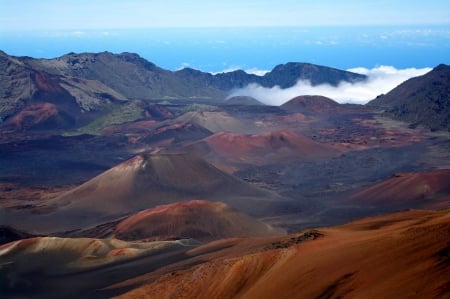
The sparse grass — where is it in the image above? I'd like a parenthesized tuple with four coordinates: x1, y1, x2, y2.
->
(71, 102, 144, 135)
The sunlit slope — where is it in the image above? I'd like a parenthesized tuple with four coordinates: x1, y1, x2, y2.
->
(118, 210, 450, 299)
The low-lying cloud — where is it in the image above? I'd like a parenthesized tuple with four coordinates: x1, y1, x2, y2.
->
(228, 66, 432, 105)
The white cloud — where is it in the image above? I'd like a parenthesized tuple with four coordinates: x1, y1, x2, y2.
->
(227, 66, 432, 105)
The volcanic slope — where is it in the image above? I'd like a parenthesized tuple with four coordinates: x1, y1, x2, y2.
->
(20, 51, 223, 100)
(186, 129, 338, 166)
(348, 169, 450, 210)
(0, 50, 129, 130)
(224, 96, 264, 106)
(281, 95, 368, 116)
(0, 236, 199, 299)
(368, 64, 450, 131)
(5, 154, 282, 234)
(172, 111, 256, 134)
(281, 95, 340, 114)
(137, 122, 213, 147)
(116, 209, 450, 299)
(77, 200, 286, 242)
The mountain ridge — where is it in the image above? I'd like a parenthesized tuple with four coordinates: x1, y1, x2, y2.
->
(1, 50, 367, 130)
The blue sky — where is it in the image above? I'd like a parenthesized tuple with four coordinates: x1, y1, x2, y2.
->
(1, 0, 450, 30)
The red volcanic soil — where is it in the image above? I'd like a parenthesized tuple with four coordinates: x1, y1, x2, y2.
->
(348, 169, 450, 209)
(3, 102, 69, 131)
(195, 129, 338, 165)
(114, 200, 285, 242)
(33, 71, 65, 93)
(117, 210, 450, 299)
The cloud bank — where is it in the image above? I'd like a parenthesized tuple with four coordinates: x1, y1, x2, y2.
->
(227, 66, 432, 105)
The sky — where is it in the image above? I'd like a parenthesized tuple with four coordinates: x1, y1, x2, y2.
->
(1, 0, 450, 30)
(1, 0, 449, 104)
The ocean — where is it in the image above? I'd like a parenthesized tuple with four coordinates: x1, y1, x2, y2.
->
(1, 26, 449, 73)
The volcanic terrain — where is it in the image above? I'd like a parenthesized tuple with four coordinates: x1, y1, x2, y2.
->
(114, 210, 450, 299)
(1, 51, 449, 298)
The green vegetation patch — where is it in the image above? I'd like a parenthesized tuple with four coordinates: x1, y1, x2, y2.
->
(76, 102, 144, 135)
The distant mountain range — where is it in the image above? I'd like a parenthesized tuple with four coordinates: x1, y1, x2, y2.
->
(2, 50, 449, 132)
(0, 50, 366, 126)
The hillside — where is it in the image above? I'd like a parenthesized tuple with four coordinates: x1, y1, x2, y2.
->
(224, 96, 264, 106)
(186, 130, 338, 166)
(116, 210, 450, 299)
(23, 52, 223, 100)
(281, 95, 340, 114)
(348, 169, 450, 209)
(0, 51, 129, 130)
(0, 236, 198, 298)
(4, 153, 282, 234)
(368, 64, 450, 131)
(281, 95, 368, 115)
(112, 200, 286, 242)
(66, 200, 285, 241)
(2, 210, 448, 298)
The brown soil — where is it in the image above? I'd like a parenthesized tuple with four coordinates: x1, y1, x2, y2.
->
(117, 210, 450, 299)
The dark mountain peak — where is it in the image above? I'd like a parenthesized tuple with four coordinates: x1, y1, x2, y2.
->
(262, 62, 366, 88)
(434, 63, 450, 71)
(271, 62, 313, 72)
(368, 63, 450, 131)
(0, 50, 24, 66)
(0, 49, 9, 57)
(219, 69, 249, 76)
(56, 52, 97, 66)
(176, 67, 211, 76)
(115, 52, 158, 70)
(213, 69, 259, 88)
(118, 51, 141, 58)
(55, 51, 158, 71)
